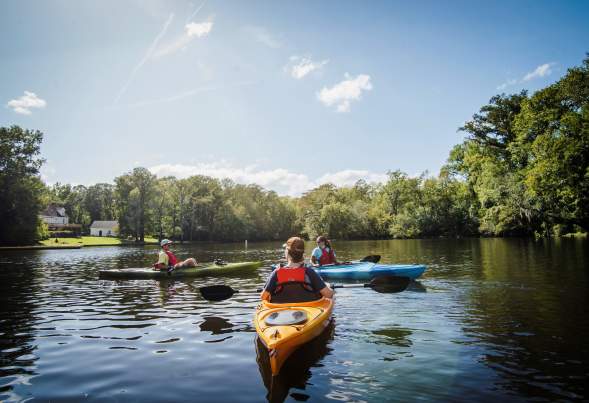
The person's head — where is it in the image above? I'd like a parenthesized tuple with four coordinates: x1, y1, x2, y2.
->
(283, 237, 305, 263)
(161, 239, 173, 251)
(316, 236, 330, 249)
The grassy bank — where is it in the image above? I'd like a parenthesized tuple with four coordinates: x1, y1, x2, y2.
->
(40, 236, 159, 247)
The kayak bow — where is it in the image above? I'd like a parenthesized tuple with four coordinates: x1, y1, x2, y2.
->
(254, 297, 334, 376)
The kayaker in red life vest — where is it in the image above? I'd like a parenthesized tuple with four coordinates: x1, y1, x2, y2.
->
(153, 239, 197, 271)
(261, 237, 334, 302)
(310, 236, 340, 266)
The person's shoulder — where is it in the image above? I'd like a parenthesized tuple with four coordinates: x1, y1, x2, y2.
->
(305, 265, 318, 274)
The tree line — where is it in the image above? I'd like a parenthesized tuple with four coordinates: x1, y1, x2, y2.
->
(1, 55, 587, 246)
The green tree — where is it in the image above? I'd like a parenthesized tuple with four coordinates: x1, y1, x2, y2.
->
(0, 126, 46, 245)
(115, 167, 156, 241)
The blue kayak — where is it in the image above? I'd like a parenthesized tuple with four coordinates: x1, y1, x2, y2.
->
(314, 262, 426, 280)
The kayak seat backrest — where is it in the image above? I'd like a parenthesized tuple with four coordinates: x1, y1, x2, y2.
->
(271, 282, 322, 303)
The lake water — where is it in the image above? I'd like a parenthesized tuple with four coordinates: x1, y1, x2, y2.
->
(0, 238, 587, 402)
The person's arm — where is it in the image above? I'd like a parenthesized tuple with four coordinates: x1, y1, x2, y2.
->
(307, 268, 334, 298)
(261, 290, 271, 301)
(319, 286, 334, 299)
(260, 270, 278, 301)
(310, 248, 321, 266)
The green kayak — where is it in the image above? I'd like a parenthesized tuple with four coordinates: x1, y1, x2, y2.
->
(99, 261, 262, 279)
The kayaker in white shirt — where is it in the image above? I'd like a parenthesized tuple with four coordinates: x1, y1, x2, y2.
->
(310, 236, 340, 266)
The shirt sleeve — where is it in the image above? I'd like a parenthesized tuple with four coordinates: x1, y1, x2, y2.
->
(306, 267, 327, 291)
(158, 251, 169, 265)
(312, 247, 322, 260)
(263, 269, 279, 294)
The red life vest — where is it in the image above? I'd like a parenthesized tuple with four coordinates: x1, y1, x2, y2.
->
(319, 247, 336, 266)
(165, 250, 178, 266)
(275, 266, 313, 293)
(276, 266, 307, 284)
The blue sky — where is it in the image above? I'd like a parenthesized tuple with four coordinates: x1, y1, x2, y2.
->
(2, 0, 588, 195)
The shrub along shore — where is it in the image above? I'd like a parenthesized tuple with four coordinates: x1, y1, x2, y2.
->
(1, 55, 588, 247)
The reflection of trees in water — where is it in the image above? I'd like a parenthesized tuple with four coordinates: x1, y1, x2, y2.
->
(256, 321, 335, 403)
(460, 239, 588, 400)
(0, 258, 40, 400)
(372, 327, 413, 348)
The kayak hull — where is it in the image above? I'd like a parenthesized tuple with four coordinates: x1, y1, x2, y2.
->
(371, 264, 426, 280)
(254, 297, 334, 376)
(98, 261, 262, 279)
(314, 262, 426, 280)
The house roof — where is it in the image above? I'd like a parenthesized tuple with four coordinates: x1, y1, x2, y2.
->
(40, 204, 67, 217)
(90, 220, 118, 229)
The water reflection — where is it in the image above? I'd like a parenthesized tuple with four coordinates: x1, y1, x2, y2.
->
(372, 327, 413, 348)
(256, 321, 335, 403)
(458, 238, 589, 400)
(0, 259, 39, 401)
(0, 238, 588, 401)
(406, 280, 427, 292)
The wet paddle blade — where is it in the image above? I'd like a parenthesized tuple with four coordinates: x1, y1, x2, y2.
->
(199, 285, 238, 301)
(369, 275, 410, 293)
(360, 255, 381, 263)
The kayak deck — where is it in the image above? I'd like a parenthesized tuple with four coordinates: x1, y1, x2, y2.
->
(99, 261, 262, 279)
(254, 297, 333, 376)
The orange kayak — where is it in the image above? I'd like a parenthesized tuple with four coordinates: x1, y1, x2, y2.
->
(254, 297, 334, 376)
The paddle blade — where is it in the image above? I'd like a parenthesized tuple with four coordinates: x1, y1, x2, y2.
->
(368, 275, 410, 293)
(360, 255, 381, 263)
(199, 285, 238, 301)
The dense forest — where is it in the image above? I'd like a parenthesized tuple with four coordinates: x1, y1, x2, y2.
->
(1, 55, 587, 246)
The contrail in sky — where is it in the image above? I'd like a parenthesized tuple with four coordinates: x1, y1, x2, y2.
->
(185, 0, 207, 24)
(120, 81, 257, 109)
(113, 13, 174, 105)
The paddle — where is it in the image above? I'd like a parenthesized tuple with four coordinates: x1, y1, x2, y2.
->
(333, 275, 410, 293)
(358, 255, 381, 263)
(199, 275, 409, 302)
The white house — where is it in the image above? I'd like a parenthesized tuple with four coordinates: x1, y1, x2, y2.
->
(90, 221, 119, 237)
(40, 204, 69, 226)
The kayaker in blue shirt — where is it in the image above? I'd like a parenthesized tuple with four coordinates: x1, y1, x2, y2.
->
(261, 237, 334, 302)
(311, 236, 340, 266)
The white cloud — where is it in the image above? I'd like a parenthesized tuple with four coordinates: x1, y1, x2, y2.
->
(496, 62, 555, 90)
(317, 74, 372, 112)
(287, 56, 328, 79)
(153, 20, 213, 58)
(114, 13, 174, 104)
(7, 91, 47, 115)
(523, 63, 554, 81)
(245, 26, 282, 48)
(148, 162, 386, 196)
(496, 79, 517, 91)
(186, 21, 213, 37)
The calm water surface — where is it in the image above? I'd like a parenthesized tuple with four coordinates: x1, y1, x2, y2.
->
(0, 238, 587, 402)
